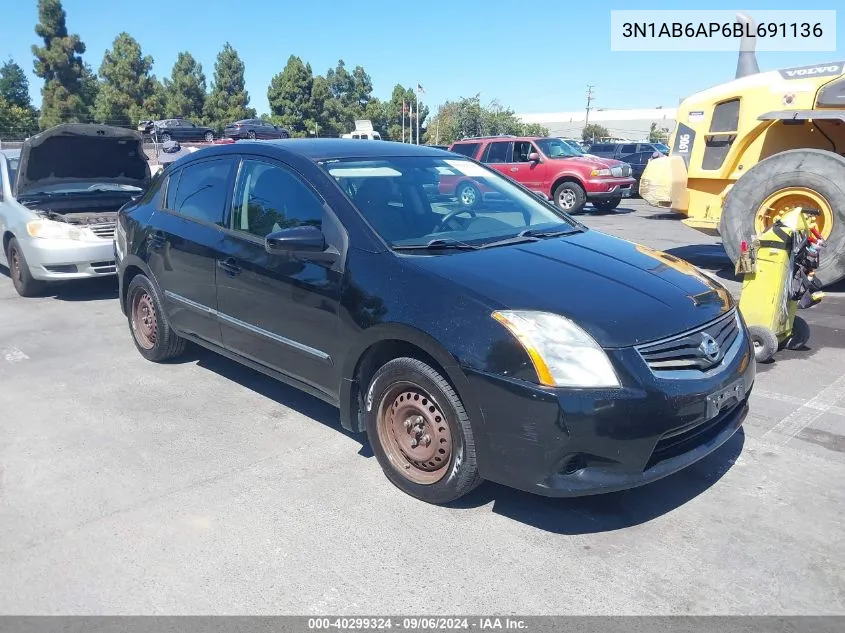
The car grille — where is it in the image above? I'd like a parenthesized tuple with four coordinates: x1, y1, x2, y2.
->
(610, 165, 631, 177)
(636, 309, 740, 372)
(88, 222, 116, 240)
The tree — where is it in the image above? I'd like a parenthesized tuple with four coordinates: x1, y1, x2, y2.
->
(94, 32, 162, 126)
(31, 0, 91, 127)
(421, 95, 542, 145)
(0, 59, 39, 139)
(383, 84, 429, 142)
(267, 55, 314, 136)
(648, 121, 670, 143)
(582, 123, 609, 143)
(309, 74, 345, 137)
(204, 43, 255, 132)
(164, 52, 206, 120)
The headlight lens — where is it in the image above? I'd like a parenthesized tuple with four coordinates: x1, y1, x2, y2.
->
(26, 219, 86, 241)
(590, 168, 612, 177)
(492, 310, 621, 388)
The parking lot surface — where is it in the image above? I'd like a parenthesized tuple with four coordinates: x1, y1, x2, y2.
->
(1, 199, 844, 615)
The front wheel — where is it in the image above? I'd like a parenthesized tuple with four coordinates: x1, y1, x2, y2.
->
(553, 181, 586, 214)
(592, 198, 621, 213)
(364, 357, 482, 504)
(126, 274, 186, 362)
(247, 130, 256, 140)
(159, 132, 172, 143)
(5, 237, 44, 297)
(204, 131, 214, 142)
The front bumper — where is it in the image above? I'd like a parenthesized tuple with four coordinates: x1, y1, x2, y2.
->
(21, 237, 116, 281)
(585, 177, 635, 199)
(467, 320, 755, 497)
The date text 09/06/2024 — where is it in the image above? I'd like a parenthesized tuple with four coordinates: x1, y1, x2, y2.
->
(621, 22, 824, 39)
(307, 617, 528, 630)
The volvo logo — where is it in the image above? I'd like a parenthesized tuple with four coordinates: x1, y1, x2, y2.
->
(699, 333, 721, 363)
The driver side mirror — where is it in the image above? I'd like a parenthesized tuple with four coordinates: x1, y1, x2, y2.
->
(527, 152, 541, 162)
(265, 225, 326, 254)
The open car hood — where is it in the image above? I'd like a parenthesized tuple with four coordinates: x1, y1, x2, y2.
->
(15, 123, 151, 197)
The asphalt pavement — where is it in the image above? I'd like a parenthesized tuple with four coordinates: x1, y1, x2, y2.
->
(1, 199, 843, 615)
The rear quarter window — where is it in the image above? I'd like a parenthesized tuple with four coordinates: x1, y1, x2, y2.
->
(449, 143, 481, 158)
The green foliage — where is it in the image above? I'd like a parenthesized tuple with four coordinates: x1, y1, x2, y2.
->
(94, 32, 162, 126)
(582, 123, 609, 143)
(423, 95, 543, 145)
(164, 52, 206, 120)
(384, 84, 428, 142)
(0, 59, 32, 109)
(31, 0, 91, 127)
(203, 43, 255, 133)
(0, 97, 39, 140)
(267, 55, 315, 136)
(648, 121, 670, 143)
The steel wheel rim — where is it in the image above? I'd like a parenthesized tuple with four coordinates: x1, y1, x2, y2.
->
(248, 131, 256, 139)
(9, 247, 22, 283)
(558, 189, 576, 209)
(131, 290, 158, 350)
(205, 132, 213, 142)
(756, 187, 834, 240)
(376, 382, 453, 485)
(459, 185, 476, 206)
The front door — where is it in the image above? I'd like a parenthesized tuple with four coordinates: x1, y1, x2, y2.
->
(146, 155, 236, 345)
(215, 157, 344, 396)
(507, 140, 547, 193)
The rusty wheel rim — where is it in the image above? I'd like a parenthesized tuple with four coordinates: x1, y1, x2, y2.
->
(131, 290, 157, 350)
(376, 382, 453, 485)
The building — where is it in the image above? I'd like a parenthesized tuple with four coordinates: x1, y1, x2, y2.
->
(517, 107, 677, 141)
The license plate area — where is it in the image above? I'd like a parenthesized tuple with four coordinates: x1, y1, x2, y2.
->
(706, 378, 745, 420)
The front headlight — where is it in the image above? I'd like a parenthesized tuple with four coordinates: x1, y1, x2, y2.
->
(590, 168, 612, 177)
(26, 218, 86, 241)
(492, 310, 620, 388)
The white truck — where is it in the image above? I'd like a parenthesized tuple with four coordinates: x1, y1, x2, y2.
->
(341, 120, 381, 140)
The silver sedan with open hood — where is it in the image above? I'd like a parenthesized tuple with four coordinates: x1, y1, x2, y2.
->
(0, 123, 151, 296)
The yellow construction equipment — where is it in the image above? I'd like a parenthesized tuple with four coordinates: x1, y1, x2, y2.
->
(738, 207, 825, 362)
(640, 12, 845, 286)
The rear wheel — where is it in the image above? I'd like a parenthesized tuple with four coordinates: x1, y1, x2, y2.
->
(553, 181, 586, 214)
(160, 131, 172, 143)
(247, 130, 256, 140)
(126, 274, 186, 362)
(204, 131, 214, 142)
(5, 238, 44, 297)
(364, 357, 482, 504)
(592, 198, 621, 213)
(456, 181, 480, 209)
(721, 149, 845, 286)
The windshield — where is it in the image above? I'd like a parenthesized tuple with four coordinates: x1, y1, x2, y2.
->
(535, 138, 582, 158)
(654, 143, 669, 153)
(560, 140, 585, 155)
(321, 156, 582, 249)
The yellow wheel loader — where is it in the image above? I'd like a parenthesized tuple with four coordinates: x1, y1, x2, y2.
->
(640, 13, 845, 286)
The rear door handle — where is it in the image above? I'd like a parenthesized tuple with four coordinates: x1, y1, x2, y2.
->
(217, 258, 242, 276)
(509, 167, 519, 172)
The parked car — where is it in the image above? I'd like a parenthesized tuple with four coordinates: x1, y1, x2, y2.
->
(624, 150, 663, 197)
(586, 142, 669, 161)
(448, 136, 635, 213)
(115, 138, 753, 504)
(152, 118, 215, 143)
(223, 119, 291, 140)
(0, 123, 151, 296)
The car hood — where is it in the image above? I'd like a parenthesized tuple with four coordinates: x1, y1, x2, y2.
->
(566, 154, 627, 168)
(407, 230, 733, 348)
(16, 123, 151, 196)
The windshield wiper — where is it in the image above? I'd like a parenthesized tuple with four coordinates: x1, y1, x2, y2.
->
(392, 238, 480, 251)
(517, 226, 584, 238)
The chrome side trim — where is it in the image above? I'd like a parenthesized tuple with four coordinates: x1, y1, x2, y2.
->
(162, 290, 331, 362)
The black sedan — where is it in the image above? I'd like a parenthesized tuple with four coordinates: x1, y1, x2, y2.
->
(114, 139, 754, 504)
(223, 119, 290, 140)
(152, 118, 215, 143)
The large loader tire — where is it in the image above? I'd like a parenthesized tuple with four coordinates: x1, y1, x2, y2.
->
(720, 149, 845, 287)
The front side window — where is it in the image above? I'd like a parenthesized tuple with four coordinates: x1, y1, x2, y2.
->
(321, 156, 582, 249)
(230, 160, 323, 238)
(171, 158, 234, 225)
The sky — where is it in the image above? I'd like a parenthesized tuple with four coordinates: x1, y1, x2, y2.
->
(2, 0, 843, 118)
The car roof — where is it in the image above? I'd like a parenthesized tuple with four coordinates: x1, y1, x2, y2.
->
(452, 136, 550, 144)
(172, 138, 454, 164)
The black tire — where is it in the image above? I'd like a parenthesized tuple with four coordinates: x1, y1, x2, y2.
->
(160, 132, 172, 143)
(363, 357, 482, 504)
(5, 237, 44, 297)
(748, 325, 779, 363)
(125, 274, 186, 362)
(247, 130, 256, 140)
(456, 181, 480, 209)
(784, 315, 811, 350)
(553, 181, 587, 214)
(592, 198, 621, 213)
(204, 131, 214, 143)
(720, 149, 845, 286)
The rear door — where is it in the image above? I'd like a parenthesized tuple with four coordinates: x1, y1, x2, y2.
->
(618, 143, 638, 160)
(146, 156, 236, 345)
(479, 141, 513, 177)
(215, 156, 344, 395)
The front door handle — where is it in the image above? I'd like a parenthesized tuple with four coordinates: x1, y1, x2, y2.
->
(509, 167, 519, 172)
(148, 231, 165, 250)
(217, 258, 242, 276)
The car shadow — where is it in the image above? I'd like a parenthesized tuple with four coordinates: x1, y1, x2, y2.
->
(0, 266, 119, 301)
(643, 211, 683, 221)
(448, 429, 745, 534)
(175, 344, 374, 457)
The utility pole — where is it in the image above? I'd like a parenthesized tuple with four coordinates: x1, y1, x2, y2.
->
(585, 85, 594, 127)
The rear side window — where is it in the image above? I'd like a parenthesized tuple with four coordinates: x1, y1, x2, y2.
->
(171, 158, 235, 225)
(620, 144, 637, 155)
(482, 141, 510, 163)
(449, 142, 480, 158)
(590, 144, 611, 152)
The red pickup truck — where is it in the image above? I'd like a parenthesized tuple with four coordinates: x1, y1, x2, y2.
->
(447, 136, 635, 214)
